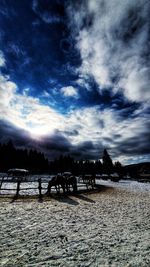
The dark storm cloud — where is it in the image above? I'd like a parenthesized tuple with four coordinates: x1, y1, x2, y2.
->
(0, 120, 32, 148)
(114, 128, 150, 156)
(38, 133, 102, 160)
(76, 141, 95, 152)
(71, 141, 103, 160)
(40, 132, 72, 153)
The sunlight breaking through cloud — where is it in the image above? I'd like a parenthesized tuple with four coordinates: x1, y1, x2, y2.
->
(0, 75, 65, 137)
(0, 72, 149, 163)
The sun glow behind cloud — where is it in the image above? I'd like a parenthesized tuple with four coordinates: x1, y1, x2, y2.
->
(0, 74, 65, 138)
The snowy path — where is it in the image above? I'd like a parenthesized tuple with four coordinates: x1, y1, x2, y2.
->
(0, 180, 150, 267)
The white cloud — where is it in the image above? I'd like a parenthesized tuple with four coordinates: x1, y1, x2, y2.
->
(68, 0, 150, 103)
(60, 86, 78, 98)
(0, 75, 17, 106)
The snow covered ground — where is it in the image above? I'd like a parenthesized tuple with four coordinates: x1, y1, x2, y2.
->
(0, 179, 150, 267)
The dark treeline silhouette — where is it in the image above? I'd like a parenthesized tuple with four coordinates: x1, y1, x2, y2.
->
(0, 140, 126, 179)
(49, 156, 104, 176)
(0, 141, 49, 172)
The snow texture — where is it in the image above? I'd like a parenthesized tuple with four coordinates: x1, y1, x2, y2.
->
(0, 178, 150, 267)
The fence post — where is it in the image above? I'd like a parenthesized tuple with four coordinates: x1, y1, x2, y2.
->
(0, 175, 5, 191)
(38, 178, 42, 199)
(47, 181, 51, 195)
(16, 180, 21, 198)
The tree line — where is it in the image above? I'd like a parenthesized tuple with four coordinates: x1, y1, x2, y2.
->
(0, 141, 49, 172)
(0, 141, 125, 178)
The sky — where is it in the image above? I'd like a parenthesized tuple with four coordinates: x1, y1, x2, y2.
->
(0, 0, 150, 164)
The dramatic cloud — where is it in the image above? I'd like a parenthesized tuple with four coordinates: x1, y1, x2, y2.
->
(0, 74, 149, 163)
(0, 0, 149, 164)
(66, 105, 150, 161)
(68, 0, 150, 103)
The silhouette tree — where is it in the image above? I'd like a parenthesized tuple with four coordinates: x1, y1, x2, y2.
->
(102, 149, 113, 175)
(114, 161, 124, 179)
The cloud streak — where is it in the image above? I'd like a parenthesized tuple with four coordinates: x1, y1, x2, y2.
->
(68, 0, 150, 103)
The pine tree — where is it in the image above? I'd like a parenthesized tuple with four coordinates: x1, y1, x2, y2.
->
(102, 149, 113, 175)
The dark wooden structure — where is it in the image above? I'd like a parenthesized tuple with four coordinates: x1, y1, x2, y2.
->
(0, 169, 44, 199)
(0, 170, 96, 199)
